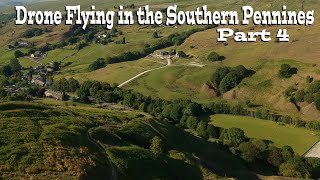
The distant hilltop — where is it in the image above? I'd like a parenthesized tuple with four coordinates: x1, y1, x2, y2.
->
(0, 0, 54, 7)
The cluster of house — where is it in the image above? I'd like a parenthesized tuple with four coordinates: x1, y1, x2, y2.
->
(98, 34, 108, 38)
(44, 89, 64, 101)
(29, 63, 65, 100)
(30, 51, 47, 60)
(154, 51, 178, 60)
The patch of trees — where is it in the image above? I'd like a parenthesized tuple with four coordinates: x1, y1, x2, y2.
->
(52, 78, 80, 93)
(209, 66, 253, 94)
(88, 58, 107, 71)
(177, 51, 187, 58)
(21, 28, 43, 38)
(279, 64, 298, 78)
(285, 79, 320, 113)
(207, 51, 224, 62)
(1, 58, 22, 77)
(219, 127, 312, 178)
(14, 50, 25, 58)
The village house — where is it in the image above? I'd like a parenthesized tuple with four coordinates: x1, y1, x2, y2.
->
(160, 51, 169, 56)
(31, 78, 45, 87)
(44, 90, 64, 100)
(31, 51, 46, 59)
(18, 41, 29, 46)
(98, 34, 107, 38)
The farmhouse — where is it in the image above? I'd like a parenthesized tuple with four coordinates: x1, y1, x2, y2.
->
(18, 40, 29, 46)
(31, 51, 45, 59)
(160, 51, 169, 56)
(31, 78, 45, 87)
(98, 34, 107, 38)
(44, 90, 64, 100)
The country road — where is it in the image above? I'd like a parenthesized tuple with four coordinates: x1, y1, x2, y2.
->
(304, 140, 320, 158)
(117, 59, 171, 88)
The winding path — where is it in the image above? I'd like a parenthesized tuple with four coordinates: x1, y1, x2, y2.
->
(117, 59, 171, 88)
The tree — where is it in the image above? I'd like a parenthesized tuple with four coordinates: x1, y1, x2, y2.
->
(177, 51, 187, 58)
(88, 58, 106, 71)
(238, 139, 267, 162)
(281, 145, 294, 161)
(207, 52, 223, 62)
(179, 115, 188, 128)
(220, 128, 247, 147)
(279, 156, 310, 178)
(219, 71, 239, 93)
(9, 58, 22, 73)
(210, 67, 230, 87)
(1, 65, 12, 77)
(279, 64, 292, 78)
(150, 136, 164, 158)
(121, 37, 126, 44)
(186, 116, 199, 129)
(162, 104, 182, 122)
(206, 124, 220, 138)
(255, 108, 269, 120)
(267, 146, 284, 167)
(196, 121, 208, 138)
(315, 98, 320, 111)
(53, 61, 60, 71)
(153, 32, 159, 39)
(14, 50, 24, 58)
(68, 78, 80, 92)
(295, 90, 305, 102)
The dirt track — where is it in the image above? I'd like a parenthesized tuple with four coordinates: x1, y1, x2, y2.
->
(117, 59, 170, 88)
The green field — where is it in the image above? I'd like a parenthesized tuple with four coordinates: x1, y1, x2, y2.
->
(210, 114, 320, 155)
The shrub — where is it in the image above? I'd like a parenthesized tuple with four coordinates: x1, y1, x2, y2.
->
(177, 51, 188, 58)
(295, 90, 305, 102)
(14, 50, 24, 58)
(152, 32, 159, 38)
(21, 28, 43, 38)
(279, 64, 296, 78)
(220, 128, 247, 147)
(207, 52, 223, 62)
(88, 58, 106, 71)
(304, 93, 314, 103)
(150, 136, 164, 158)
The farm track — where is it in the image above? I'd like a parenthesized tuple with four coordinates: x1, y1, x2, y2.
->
(304, 141, 320, 158)
(117, 59, 171, 88)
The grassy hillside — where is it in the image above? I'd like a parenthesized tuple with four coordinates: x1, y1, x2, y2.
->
(210, 114, 320, 155)
(0, 101, 259, 179)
